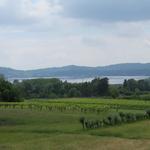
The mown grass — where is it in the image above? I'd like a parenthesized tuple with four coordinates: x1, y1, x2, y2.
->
(0, 98, 150, 150)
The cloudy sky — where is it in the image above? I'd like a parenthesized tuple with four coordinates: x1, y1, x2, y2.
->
(0, 0, 150, 70)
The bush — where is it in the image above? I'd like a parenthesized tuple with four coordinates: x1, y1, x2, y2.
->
(80, 111, 150, 130)
(114, 114, 122, 124)
(145, 109, 150, 118)
(135, 113, 146, 120)
(125, 113, 136, 122)
(103, 118, 110, 126)
(79, 117, 85, 129)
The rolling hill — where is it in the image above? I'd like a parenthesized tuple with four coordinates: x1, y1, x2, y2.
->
(1, 63, 150, 79)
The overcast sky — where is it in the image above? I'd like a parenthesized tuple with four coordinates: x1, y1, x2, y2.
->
(0, 0, 150, 70)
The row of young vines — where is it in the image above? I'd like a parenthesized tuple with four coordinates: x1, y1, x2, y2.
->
(79, 110, 150, 129)
(0, 103, 111, 114)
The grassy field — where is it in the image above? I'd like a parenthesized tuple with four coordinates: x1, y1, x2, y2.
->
(0, 98, 150, 150)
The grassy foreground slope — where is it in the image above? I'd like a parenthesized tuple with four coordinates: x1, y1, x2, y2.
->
(0, 98, 150, 150)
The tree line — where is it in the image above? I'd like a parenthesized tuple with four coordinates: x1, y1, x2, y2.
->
(1, 75, 150, 102)
(118, 78, 150, 99)
(14, 77, 109, 99)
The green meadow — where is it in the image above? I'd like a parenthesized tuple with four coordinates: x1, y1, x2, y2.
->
(0, 98, 150, 150)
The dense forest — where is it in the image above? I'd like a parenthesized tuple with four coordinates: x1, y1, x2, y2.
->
(14, 78, 109, 99)
(1, 75, 150, 102)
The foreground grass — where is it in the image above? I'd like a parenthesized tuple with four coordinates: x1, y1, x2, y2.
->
(0, 107, 150, 150)
(1, 134, 150, 150)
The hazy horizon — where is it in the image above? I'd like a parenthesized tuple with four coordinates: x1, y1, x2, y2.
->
(1, 62, 150, 70)
(0, 0, 150, 70)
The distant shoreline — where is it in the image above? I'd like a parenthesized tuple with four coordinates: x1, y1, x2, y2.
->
(8, 76, 150, 85)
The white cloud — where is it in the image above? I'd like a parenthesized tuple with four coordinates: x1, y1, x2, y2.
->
(0, 0, 62, 26)
(0, 0, 150, 69)
(24, 0, 62, 18)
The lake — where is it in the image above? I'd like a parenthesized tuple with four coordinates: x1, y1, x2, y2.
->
(8, 76, 150, 84)
(61, 76, 150, 84)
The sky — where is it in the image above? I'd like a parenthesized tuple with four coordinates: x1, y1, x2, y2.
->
(0, 0, 150, 70)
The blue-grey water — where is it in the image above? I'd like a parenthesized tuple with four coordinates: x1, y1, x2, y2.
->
(8, 76, 150, 84)
(61, 76, 150, 84)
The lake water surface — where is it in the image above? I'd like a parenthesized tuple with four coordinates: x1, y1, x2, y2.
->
(9, 76, 150, 84)
(67, 76, 150, 84)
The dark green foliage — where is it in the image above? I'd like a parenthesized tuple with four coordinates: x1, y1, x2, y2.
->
(68, 88, 81, 97)
(125, 113, 136, 122)
(14, 78, 109, 99)
(79, 82, 92, 97)
(123, 79, 138, 92)
(123, 78, 150, 94)
(79, 117, 85, 129)
(109, 86, 119, 99)
(0, 77, 20, 102)
(145, 109, 150, 118)
(5, 75, 150, 100)
(113, 114, 122, 124)
(84, 120, 103, 129)
(91, 78, 109, 96)
(81, 111, 149, 130)
(119, 78, 150, 100)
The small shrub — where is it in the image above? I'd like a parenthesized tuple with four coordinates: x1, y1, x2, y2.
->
(114, 114, 122, 124)
(79, 117, 85, 129)
(145, 109, 150, 118)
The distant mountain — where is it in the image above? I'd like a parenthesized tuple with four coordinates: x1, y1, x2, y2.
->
(1, 63, 150, 79)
